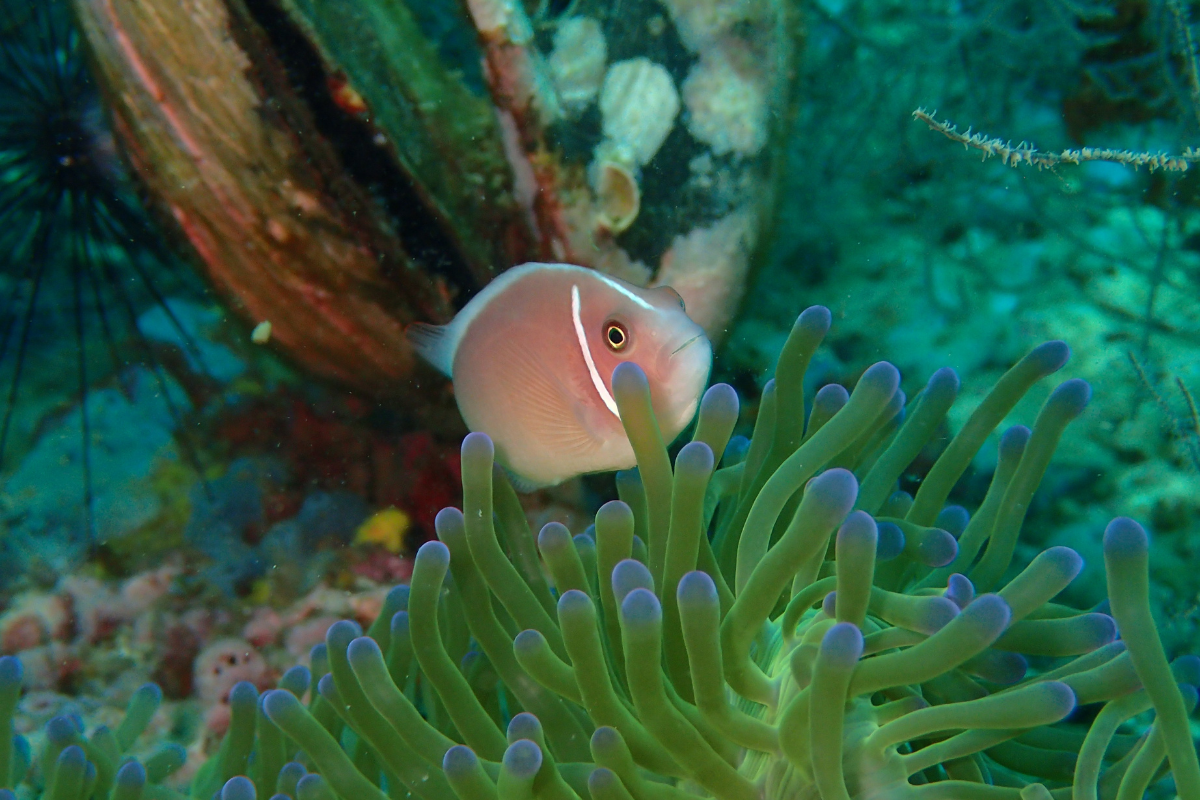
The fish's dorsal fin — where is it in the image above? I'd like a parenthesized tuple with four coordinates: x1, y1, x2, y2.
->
(405, 322, 454, 377)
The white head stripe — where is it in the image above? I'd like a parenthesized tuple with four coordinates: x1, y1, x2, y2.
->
(593, 272, 654, 310)
(571, 285, 621, 419)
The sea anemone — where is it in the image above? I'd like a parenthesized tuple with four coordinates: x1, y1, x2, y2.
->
(2, 305, 1197, 800)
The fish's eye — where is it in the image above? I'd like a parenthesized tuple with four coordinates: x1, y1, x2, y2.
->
(604, 321, 629, 352)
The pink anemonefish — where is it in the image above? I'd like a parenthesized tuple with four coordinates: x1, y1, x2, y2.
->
(407, 262, 712, 489)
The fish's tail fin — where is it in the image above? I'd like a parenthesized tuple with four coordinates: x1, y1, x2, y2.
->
(405, 322, 455, 377)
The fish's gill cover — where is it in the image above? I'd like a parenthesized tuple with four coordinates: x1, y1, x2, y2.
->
(1, 306, 1198, 800)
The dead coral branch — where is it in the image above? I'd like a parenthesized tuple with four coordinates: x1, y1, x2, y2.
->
(913, 108, 1200, 171)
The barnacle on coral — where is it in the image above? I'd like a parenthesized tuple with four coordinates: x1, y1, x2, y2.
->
(2, 306, 1199, 800)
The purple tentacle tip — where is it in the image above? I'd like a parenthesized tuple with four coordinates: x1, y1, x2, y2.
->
(611, 559, 654, 602)
(945, 574, 975, 609)
(507, 712, 542, 742)
(461, 430, 494, 460)
(677, 571, 718, 607)
(876, 522, 905, 561)
(45, 715, 79, 745)
(724, 435, 750, 462)
(503, 739, 543, 779)
(999, 425, 1032, 459)
(0, 655, 22, 685)
(935, 505, 970, 538)
(295, 775, 327, 796)
(221, 776, 256, 800)
(675, 441, 715, 475)
(317, 673, 336, 702)
(809, 468, 859, 515)
(1180, 684, 1200, 712)
(962, 593, 1012, 635)
(434, 506, 464, 536)
(1047, 378, 1091, 417)
(974, 651, 1027, 684)
(229, 680, 258, 707)
(57, 744, 85, 769)
(620, 588, 662, 626)
(1080, 613, 1118, 647)
(859, 361, 902, 398)
(590, 767, 622, 793)
(115, 761, 146, 788)
(822, 591, 837, 617)
(385, 583, 410, 610)
(701, 383, 739, 416)
(917, 596, 961, 634)
(443, 745, 478, 776)
(538, 521, 571, 551)
(820, 622, 864, 666)
(917, 528, 958, 567)
(597, 499, 633, 525)
(1104, 517, 1148, 557)
(262, 688, 300, 722)
(1029, 340, 1071, 374)
(838, 510, 877, 546)
(1173, 655, 1200, 685)
(326, 619, 361, 650)
(612, 361, 649, 392)
(814, 383, 850, 410)
(927, 366, 960, 397)
(416, 539, 451, 568)
(347, 636, 382, 665)
(1042, 546, 1084, 583)
(514, 629, 546, 656)
(799, 305, 832, 334)
(1041, 680, 1077, 718)
(557, 589, 592, 618)
(591, 726, 620, 750)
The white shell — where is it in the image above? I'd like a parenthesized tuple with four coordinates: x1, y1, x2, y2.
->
(549, 17, 607, 117)
(659, 0, 764, 51)
(591, 159, 641, 233)
(683, 44, 768, 157)
(599, 58, 679, 166)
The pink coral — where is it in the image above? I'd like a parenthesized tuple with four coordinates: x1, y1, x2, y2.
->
(194, 637, 271, 735)
(242, 607, 284, 648)
(0, 591, 72, 654)
(283, 616, 338, 662)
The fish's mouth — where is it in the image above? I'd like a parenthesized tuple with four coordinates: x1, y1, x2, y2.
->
(671, 333, 705, 356)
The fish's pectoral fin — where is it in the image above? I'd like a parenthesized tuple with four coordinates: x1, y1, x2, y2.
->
(405, 322, 454, 377)
(496, 336, 603, 462)
(502, 467, 544, 494)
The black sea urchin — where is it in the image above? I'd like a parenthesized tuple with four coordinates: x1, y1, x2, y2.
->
(0, 0, 207, 556)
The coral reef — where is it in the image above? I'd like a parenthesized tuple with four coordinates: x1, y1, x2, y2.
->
(0, 306, 1192, 800)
